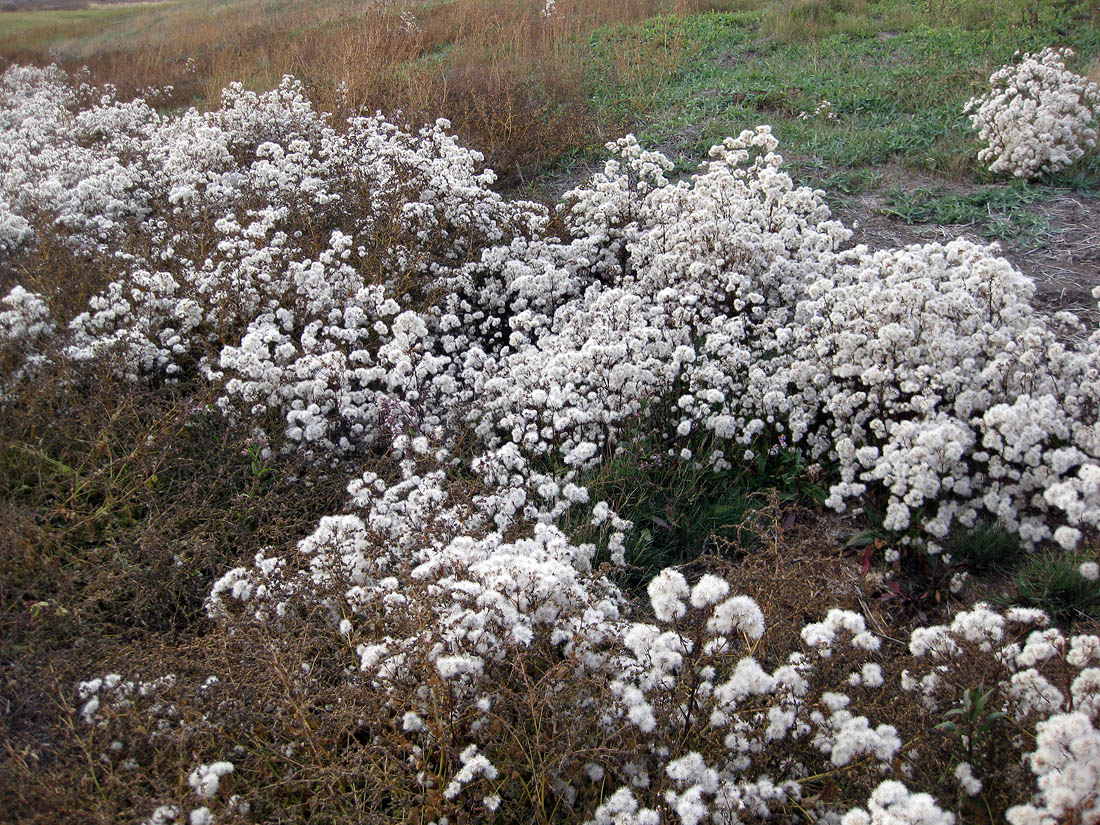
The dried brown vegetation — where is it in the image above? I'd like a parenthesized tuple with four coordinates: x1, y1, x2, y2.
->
(0, 0, 726, 180)
(3, 5, 1100, 823)
(6, 488, 1088, 824)
(0, 341, 349, 822)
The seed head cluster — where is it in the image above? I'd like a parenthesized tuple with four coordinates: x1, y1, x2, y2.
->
(2, 63, 1100, 824)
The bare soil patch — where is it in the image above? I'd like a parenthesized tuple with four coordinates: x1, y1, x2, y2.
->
(830, 167, 1100, 325)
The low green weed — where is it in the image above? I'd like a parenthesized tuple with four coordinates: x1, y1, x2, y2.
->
(1009, 551, 1100, 626)
(950, 520, 1023, 572)
(880, 184, 1056, 247)
(814, 167, 881, 194)
(801, 166, 881, 206)
(934, 683, 1007, 765)
(568, 426, 831, 589)
(1047, 153, 1100, 194)
(880, 183, 1045, 224)
(981, 211, 1054, 248)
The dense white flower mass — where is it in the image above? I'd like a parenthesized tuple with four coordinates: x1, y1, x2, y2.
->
(1007, 712, 1100, 825)
(965, 47, 1100, 179)
(0, 285, 55, 395)
(841, 781, 955, 825)
(5, 63, 1100, 549)
(5, 63, 1100, 825)
(188, 761, 234, 800)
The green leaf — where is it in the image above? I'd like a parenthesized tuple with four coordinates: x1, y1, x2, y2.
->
(846, 530, 880, 548)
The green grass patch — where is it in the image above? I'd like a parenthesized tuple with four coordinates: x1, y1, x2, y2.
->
(587, 1, 1100, 181)
(1009, 551, 1100, 626)
(567, 425, 831, 590)
(880, 182, 1058, 247)
(761, 0, 872, 42)
(797, 165, 881, 207)
(0, 4, 157, 46)
(950, 520, 1023, 572)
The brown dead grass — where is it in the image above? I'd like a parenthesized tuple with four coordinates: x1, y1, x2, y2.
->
(0, 353, 350, 824)
(1, 0, 730, 180)
(1086, 54, 1100, 84)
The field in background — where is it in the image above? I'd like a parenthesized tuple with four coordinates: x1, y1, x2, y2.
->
(0, 0, 729, 181)
(0, 5, 151, 42)
(2, 0, 1098, 183)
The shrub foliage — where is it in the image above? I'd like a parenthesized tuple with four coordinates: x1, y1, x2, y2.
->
(2, 64, 1100, 824)
(965, 47, 1100, 180)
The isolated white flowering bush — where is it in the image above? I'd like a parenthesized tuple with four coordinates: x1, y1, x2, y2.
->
(965, 47, 1100, 179)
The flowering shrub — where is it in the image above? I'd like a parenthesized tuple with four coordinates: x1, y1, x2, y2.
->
(75, 467, 1100, 823)
(5, 63, 1100, 545)
(965, 47, 1100, 180)
(0, 285, 55, 395)
(81, 465, 914, 823)
(898, 603, 1100, 824)
(5, 62, 1100, 823)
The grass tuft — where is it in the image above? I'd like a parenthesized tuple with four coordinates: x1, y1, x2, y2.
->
(761, 0, 869, 42)
(951, 520, 1023, 572)
(567, 425, 829, 590)
(1010, 551, 1100, 626)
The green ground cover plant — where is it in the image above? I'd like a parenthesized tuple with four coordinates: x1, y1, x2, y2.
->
(568, 429, 828, 589)
(879, 184, 1058, 247)
(950, 521, 1023, 573)
(1011, 551, 1100, 625)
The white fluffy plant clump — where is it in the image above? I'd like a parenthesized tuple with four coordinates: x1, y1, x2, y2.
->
(588, 574, 909, 825)
(0, 63, 557, 460)
(7, 63, 1100, 548)
(204, 469, 922, 823)
(87, 504, 1100, 825)
(0, 285, 55, 395)
(0, 63, 160, 257)
(620, 127, 851, 450)
(474, 124, 1100, 549)
(472, 127, 853, 469)
(965, 47, 1100, 180)
(790, 238, 1100, 546)
(899, 604, 1100, 825)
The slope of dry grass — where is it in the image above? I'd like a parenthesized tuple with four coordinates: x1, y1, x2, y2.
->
(1, 0, 727, 179)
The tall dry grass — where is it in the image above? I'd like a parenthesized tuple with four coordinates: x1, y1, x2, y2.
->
(1087, 54, 1100, 86)
(1, 0, 730, 180)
